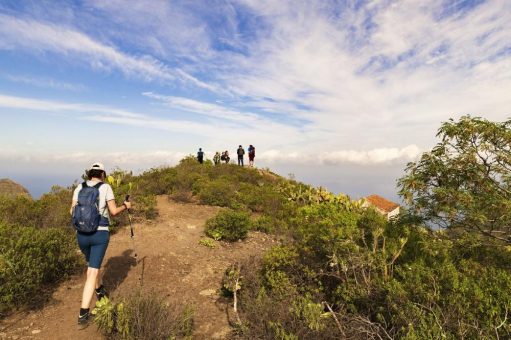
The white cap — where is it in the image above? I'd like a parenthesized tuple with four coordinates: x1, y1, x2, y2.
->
(90, 162, 105, 171)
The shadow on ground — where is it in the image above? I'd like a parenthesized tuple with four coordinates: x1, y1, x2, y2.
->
(102, 249, 137, 291)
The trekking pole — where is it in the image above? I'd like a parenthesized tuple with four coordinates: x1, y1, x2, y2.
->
(125, 195, 138, 259)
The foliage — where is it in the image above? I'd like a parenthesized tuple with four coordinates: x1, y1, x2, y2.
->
(252, 215, 287, 234)
(0, 223, 82, 314)
(398, 115, 511, 243)
(205, 209, 252, 242)
(0, 186, 72, 229)
(198, 238, 216, 248)
(106, 169, 158, 224)
(233, 196, 511, 339)
(194, 178, 236, 207)
(0, 179, 31, 198)
(93, 290, 194, 340)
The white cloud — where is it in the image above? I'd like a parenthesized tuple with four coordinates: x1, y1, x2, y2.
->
(5, 75, 86, 91)
(219, 0, 511, 148)
(260, 144, 421, 165)
(0, 14, 217, 91)
(1, 0, 510, 170)
(0, 93, 303, 146)
(142, 92, 261, 123)
(0, 148, 188, 169)
(0, 144, 420, 167)
(0, 94, 144, 118)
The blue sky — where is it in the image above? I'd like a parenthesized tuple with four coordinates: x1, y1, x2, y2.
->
(1, 0, 510, 199)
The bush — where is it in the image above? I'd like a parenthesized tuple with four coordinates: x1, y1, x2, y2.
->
(0, 194, 38, 227)
(195, 179, 236, 207)
(134, 167, 177, 196)
(36, 186, 74, 228)
(252, 215, 287, 234)
(170, 188, 194, 203)
(0, 223, 82, 314)
(0, 187, 73, 229)
(235, 197, 511, 339)
(205, 209, 251, 242)
(94, 291, 194, 340)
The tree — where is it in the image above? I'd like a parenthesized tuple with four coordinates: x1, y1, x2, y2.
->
(398, 115, 511, 243)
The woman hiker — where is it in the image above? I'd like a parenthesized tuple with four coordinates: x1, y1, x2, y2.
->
(70, 162, 131, 328)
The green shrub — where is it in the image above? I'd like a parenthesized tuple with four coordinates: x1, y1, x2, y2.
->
(36, 186, 73, 228)
(252, 215, 287, 234)
(0, 194, 38, 227)
(0, 224, 82, 313)
(169, 188, 194, 203)
(205, 209, 251, 242)
(237, 183, 286, 214)
(94, 291, 194, 339)
(134, 167, 177, 196)
(195, 179, 236, 207)
(198, 238, 216, 248)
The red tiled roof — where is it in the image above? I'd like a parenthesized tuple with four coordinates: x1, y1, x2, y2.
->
(365, 195, 399, 213)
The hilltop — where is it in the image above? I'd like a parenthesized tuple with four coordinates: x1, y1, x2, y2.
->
(1, 119, 511, 340)
(0, 178, 31, 199)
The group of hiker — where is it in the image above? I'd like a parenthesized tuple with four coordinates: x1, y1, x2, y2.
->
(197, 144, 256, 167)
(70, 148, 257, 329)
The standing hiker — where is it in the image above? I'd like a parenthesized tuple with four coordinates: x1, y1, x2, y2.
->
(197, 148, 204, 164)
(237, 145, 245, 166)
(213, 151, 221, 165)
(70, 162, 131, 328)
(248, 144, 255, 167)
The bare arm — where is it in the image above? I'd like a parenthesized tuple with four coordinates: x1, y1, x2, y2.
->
(107, 199, 131, 216)
(70, 199, 77, 215)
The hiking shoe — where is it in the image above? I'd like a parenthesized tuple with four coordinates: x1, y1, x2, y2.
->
(95, 285, 108, 301)
(77, 311, 90, 329)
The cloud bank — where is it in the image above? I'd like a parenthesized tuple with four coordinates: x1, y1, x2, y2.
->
(0, 144, 420, 168)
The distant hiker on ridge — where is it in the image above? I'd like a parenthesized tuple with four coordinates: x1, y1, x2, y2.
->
(197, 148, 204, 164)
(213, 151, 221, 165)
(237, 145, 245, 166)
(221, 150, 230, 164)
(248, 144, 255, 167)
(70, 162, 132, 329)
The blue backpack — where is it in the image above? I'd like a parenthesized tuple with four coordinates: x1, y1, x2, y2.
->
(72, 182, 103, 233)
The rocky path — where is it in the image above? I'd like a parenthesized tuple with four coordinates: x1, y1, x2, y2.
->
(0, 196, 275, 339)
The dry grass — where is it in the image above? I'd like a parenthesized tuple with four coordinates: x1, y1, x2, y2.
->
(0, 179, 31, 199)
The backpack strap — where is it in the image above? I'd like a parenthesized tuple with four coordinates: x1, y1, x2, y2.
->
(82, 181, 88, 188)
(93, 182, 103, 189)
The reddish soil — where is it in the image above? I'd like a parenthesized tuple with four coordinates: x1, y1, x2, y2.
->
(0, 196, 276, 340)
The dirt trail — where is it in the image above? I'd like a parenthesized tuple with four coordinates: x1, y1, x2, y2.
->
(0, 196, 275, 340)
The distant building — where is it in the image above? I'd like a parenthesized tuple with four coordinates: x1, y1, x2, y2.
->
(362, 194, 400, 220)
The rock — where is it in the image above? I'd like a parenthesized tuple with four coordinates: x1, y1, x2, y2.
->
(199, 288, 217, 296)
(31, 330, 41, 334)
(212, 327, 232, 339)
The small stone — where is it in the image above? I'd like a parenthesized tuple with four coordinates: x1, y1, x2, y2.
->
(199, 288, 217, 296)
(32, 330, 41, 335)
(29, 323, 34, 327)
